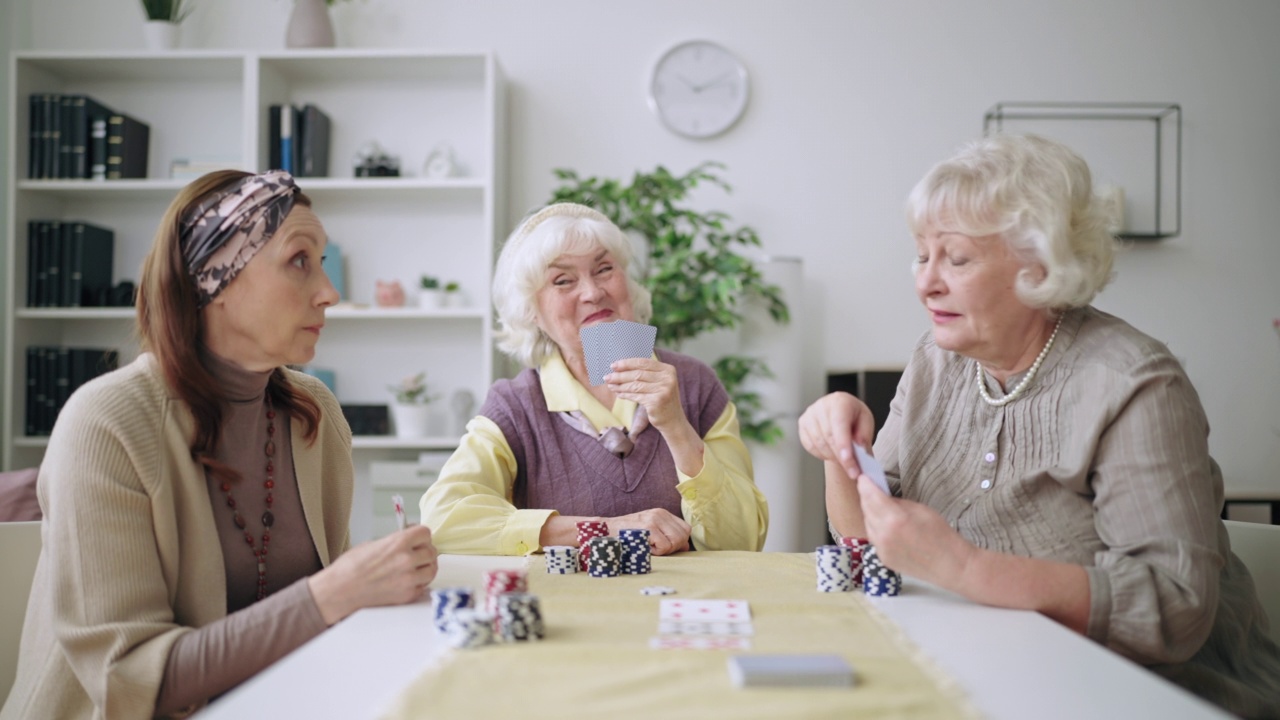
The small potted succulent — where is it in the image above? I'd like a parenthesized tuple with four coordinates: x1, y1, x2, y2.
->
(419, 275, 443, 308)
(443, 280, 465, 308)
(387, 371, 436, 438)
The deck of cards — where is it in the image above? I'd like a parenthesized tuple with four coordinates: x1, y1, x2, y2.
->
(580, 320, 658, 386)
(727, 654, 856, 688)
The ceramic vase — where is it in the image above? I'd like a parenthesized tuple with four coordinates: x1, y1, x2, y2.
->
(285, 0, 336, 49)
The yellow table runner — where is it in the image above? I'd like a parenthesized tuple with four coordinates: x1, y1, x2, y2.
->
(382, 552, 980, 720)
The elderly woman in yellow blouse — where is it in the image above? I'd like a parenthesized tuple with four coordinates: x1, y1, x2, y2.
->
(420, 203, 768, 556)
(799, 134, 1280, 717)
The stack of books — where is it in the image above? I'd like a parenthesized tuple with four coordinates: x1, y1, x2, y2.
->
(25, 347, 118, 436)
(26, 220, 115, 307)
(26, 93, 150, 180)
(268, 103, 332, 177)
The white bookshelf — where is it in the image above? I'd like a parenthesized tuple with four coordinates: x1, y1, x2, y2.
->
(3, 49, 507, 542)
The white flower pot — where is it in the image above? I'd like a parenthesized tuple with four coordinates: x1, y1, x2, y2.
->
(285, 0, 336, 49)
(143, 21, 178, 51)
(390, 403, 431, 439)
(418, 289, 443, 309)
(443, 291, 466, 308)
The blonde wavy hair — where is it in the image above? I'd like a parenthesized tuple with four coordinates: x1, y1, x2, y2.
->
(906, 133, 1118, 310)
(493, 203, 652, 368)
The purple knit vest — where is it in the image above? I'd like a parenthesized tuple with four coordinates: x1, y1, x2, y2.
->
(480, 349, 729, 519)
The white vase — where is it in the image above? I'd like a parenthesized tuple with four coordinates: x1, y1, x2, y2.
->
(390, 403, 431, 439)
(143, 20, 178, 51)
(285, 0, 336, 49)
(443, 291, 466, 308)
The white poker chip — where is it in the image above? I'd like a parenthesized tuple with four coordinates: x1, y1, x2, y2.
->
(640, 586, 677, 596)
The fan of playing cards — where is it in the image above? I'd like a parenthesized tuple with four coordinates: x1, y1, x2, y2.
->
(579, 320, 658, 386)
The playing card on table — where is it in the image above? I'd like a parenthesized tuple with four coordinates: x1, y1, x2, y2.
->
(659, 598, 751, 622)
(852, 443, 891, 495)
(658, 620, 755, 636)
(581, 320, 657, 386)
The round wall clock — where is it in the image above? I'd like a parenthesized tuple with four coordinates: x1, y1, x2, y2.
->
(648, 40, 750, 139)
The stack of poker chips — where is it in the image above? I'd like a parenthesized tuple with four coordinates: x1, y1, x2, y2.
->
(482, 568, 528, 615)
(815, 544, 855, 592)
(441, 608, 495, 649)
(583, 535, 622, 577)
(618, 528, 652, 574)
(430, 587, 475, 631)
(545, 545, 579, 574)
(495, 592, 545, 641)
(837, 536, 871, 585)
(862, 543, 903, 597)
(575, 520, 609, 570)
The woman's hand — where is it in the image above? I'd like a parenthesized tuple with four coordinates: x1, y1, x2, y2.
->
(605, 357, 685, 431)
(798, 392, 876, 479)
(855, 477, 975, 588)
(308, 524, 439, 626)
(606, 508, 692, 556)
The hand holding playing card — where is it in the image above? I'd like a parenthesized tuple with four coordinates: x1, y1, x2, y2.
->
(852, 444, 891, 495)
(605, 356, 686, 430)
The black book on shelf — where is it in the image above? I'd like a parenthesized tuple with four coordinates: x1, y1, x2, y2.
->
(298, 104, 332, 177)
(41, 94, 59, 180)
(59, 95, 77, 179)
(54, 346, 72, 421)
(44, 221, 64, 307)
(106, 111, 150, 179)
(268, 104, 301, 174)
(28, 95, 42, 179)
(69, 95, 115, 180)
(90, 102, 113, 180)
(25, 347, 39, 436)
(42, 347, 59, 434)
(26, 220, 40, 307)
(32, 222, 48, 307)
(63, 221, 115, 307)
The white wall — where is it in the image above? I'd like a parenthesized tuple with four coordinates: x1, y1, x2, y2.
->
(11, 1, 1280, 512)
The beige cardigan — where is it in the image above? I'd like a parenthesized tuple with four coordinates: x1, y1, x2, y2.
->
(1, 355, 352, 720)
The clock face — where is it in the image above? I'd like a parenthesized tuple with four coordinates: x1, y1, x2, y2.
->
(648, 40, 749, 139)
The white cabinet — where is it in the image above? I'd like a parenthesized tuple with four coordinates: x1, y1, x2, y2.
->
(3, 50, 506, 542)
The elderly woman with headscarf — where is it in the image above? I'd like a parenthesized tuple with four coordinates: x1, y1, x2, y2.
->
(420, 203, 769, 556)
(2, 170, 439, 720)
(799, 134, 1280, 718)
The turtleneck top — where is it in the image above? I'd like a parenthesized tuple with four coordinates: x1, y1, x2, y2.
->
(154, 352, 326, 714)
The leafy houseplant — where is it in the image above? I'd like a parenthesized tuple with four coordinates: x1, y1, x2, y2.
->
(419, 276, 440, 291)
(388, 372, 434, 405)
(141, 0, 193, 22)
(549, 162, 790, 444)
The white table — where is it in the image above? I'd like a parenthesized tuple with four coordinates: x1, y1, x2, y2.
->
(199, 554, 1230, 720)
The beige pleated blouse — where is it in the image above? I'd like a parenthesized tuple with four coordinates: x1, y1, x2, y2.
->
(875, 306, 1280, 718)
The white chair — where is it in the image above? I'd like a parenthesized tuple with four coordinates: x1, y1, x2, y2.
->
(0, 521, 41, 705)
(1224, 519, 1280, 644)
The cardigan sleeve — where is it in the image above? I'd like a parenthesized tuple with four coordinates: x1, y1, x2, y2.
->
(40, 384, 190, 719)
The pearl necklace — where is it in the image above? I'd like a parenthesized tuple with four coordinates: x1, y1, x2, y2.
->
(975, 315, 1064, 407)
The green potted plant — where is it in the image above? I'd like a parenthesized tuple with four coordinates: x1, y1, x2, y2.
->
(549, 162, 790, 443)
(418, 275, 442, 308)
(443, 280, 464, 308)
(139, 0, 192, 50)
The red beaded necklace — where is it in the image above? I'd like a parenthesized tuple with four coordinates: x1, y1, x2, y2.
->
(218, 396, 277, 601)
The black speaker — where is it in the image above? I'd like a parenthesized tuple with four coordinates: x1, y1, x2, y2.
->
(824, 369, 903, 433)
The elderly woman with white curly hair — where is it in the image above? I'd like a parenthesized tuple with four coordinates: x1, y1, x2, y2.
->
(420, 203, 768, 557)
(799, 134, 1279, 717)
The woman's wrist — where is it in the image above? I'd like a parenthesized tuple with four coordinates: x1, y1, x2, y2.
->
(308, 567, 354, 626)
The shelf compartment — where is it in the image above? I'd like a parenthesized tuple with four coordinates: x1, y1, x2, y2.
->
(982, 102, 1181, 240)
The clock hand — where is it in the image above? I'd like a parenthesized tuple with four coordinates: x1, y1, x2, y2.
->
(692, 70, 733, 92)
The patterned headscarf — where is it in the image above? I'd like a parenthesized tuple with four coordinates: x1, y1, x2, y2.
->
(180, 170, 300, 308)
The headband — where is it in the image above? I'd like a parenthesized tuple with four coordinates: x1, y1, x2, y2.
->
(512, 202, 613, 242)
(180, 170, 299, 308)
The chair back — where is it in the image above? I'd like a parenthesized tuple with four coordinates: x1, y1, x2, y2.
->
(1224, 520, 1280, 644)
(0, 521, 41, 705)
